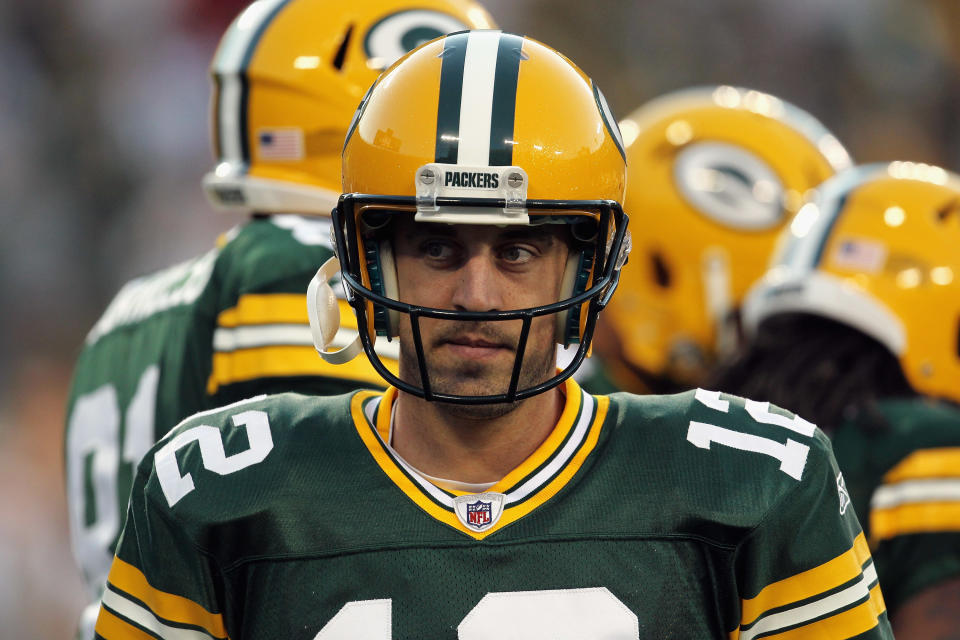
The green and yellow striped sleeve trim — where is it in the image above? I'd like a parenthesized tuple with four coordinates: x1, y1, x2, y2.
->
(95, 557, 228, 639)
(732, 533, 886, 640)
(871, 447, 960, 541)
(207, 293, 395, 393)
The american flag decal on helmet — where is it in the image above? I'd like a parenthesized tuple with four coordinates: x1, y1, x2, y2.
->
(257, 128, 304, 161)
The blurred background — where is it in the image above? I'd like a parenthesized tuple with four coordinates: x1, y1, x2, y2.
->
(1, 0, 959, 635)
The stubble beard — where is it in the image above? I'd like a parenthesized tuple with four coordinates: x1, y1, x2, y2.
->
(398, 320, 557, 420)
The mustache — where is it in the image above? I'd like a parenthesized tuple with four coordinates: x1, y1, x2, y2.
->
(429, 321, 517, 349)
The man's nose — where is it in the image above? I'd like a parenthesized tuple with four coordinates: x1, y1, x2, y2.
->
(450, 253, 505, 311)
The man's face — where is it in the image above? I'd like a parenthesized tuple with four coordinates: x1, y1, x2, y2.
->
(391, 215, 572, 404)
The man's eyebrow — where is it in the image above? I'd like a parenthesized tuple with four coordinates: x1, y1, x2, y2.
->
(399, 222, 560, 244)
(401, 222, 457, 240)
(498, 227, 559, 244)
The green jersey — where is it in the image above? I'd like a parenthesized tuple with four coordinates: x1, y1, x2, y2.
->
(65, 215, 396, 614)
(831, 397, 960, 614)
(96, 380, 890, 639)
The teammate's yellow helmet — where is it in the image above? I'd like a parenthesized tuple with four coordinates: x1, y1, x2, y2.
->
(744, 162, 960, 404)
(202, 0, 496, 215)
(311, 30, 630, 403)
(605, 86, 852, 388)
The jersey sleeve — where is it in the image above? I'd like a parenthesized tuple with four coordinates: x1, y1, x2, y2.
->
(868, 447, 960, 612)
(732, 428, 891, 639)
(206, 216, 393, 406)
(94, 464, 229, 640)
(847, 400, 960, 613)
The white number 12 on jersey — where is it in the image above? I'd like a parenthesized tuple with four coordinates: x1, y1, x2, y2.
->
(314, 588, 639, 639)
(687, 389, 815, 480)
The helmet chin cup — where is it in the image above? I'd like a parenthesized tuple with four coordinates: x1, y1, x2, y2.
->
(307, 257, 363, 364)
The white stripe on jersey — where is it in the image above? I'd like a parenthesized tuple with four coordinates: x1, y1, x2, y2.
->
(213, 325, 401, 361)
(506, 390, 595, 504)
(457, 31, 503, 166)
(871, 478, 960, 510)
(213, 325, 314, 351)
(101, 588, 217, 640)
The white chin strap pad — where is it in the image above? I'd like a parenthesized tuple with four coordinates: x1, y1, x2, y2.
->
(306, 258, 363, 364)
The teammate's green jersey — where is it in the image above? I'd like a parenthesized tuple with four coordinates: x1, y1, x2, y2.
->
(65, 215, 397, 614)
(831, 397, 960, 615)
(96, 379, 891, 639)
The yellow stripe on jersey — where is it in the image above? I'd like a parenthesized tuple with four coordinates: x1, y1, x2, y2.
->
(883, 448, 960, 483)
(95, 607, 157, 640)
(207, 344, 392, 393)
(218, 295, 361, 330)
(740, 533, 872, 627)
(872, 502, 960, 541)
(758, 583, 886, 640)
(217, 294, 310, 327)
(104, 557, 228, 639)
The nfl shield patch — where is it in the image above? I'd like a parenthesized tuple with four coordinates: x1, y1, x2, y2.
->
(466, 500, 492, 528)
(453, 492, 505, 533)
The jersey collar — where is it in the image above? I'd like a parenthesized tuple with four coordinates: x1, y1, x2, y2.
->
(350, 377, 609, 539)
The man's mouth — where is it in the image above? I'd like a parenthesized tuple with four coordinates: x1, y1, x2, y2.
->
(441, 335, 512, 358)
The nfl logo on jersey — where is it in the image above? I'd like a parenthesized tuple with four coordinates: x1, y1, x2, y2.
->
(453, 492, 506, 533)
(466, 500, 492, 528)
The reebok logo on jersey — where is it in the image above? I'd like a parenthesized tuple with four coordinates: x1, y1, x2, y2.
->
(444, 170, 500, 189)
(837, 472, 851, 515)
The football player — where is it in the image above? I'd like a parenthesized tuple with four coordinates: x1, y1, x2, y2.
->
(582, 86, 851, 394)
(95, 32, 891, 639)
(65, 0, 495, 637)
(711, 161, 960, 638)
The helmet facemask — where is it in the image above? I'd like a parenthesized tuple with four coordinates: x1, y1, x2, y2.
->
(326, 195, 629, 404)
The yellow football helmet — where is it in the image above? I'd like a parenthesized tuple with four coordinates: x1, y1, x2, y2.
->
(309, 31, 630, 403)
(743, 162, 960, 404)
(203, 0, 496, 214)
(603, 86, 852, 390)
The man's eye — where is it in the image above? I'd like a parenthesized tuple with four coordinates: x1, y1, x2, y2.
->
(500, 246, 535, 264)
(423, 242, 454, 260)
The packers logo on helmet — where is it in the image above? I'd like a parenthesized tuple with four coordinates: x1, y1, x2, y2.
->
(743, 161, 960, 404)
(605, 86, 851, 390)
(202, 0, 496, 215)
(308, 30, 630, 404)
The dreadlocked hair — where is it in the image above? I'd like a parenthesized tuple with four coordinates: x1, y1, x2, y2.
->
(707, 314, 917, 434)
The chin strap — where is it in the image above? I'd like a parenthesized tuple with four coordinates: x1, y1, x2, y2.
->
(306, 257, 363, 364)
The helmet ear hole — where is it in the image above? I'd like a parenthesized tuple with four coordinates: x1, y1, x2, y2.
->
(333, 24, 354, 71)
(651, 251, 672, 289)
(955, 315, 960, 360)
(570, 219, 598, 242)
